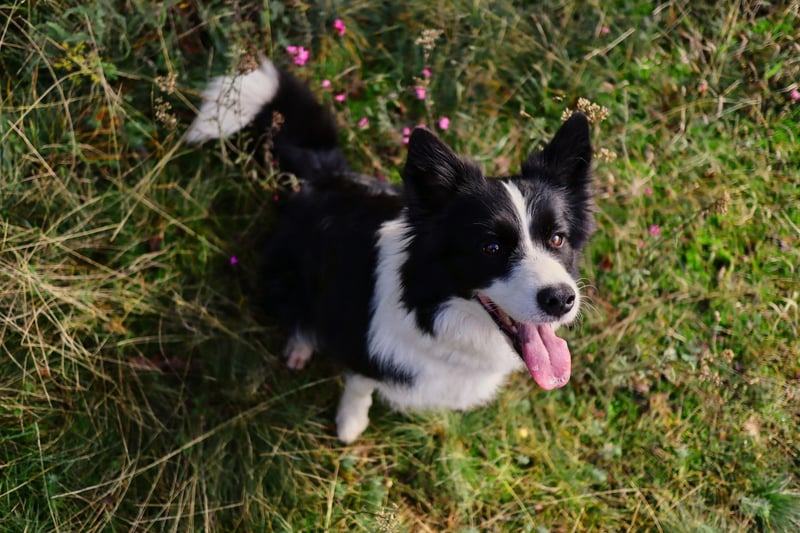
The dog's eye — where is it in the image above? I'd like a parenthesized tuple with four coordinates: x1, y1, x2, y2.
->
(548, 233, 565, 248)
(482, 242, 501, 255)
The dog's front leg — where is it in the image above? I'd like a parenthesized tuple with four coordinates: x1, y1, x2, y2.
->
(336, 374, 376, 443)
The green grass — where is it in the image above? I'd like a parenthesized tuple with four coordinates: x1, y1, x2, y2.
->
(2, 0, 799, 531)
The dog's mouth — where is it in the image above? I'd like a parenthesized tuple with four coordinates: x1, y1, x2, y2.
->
(476, 294, 571, 390)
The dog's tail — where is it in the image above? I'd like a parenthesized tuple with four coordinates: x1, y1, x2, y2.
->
(185, 58, 348, 181)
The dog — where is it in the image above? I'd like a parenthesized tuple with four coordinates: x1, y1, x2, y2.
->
(186, 59, 594, 443)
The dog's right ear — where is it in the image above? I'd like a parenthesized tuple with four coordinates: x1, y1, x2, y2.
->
(522, 112, 592, 189)
(403, 128, 482, 212)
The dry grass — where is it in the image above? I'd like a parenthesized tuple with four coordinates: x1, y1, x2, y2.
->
(1, 1, 799, 531)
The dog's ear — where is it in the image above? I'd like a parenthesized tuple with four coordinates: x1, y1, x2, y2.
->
(522, 112, 592, 189)
(403, 128, 482, 211)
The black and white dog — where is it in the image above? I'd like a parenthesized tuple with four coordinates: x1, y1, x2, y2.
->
(186, 59, 594, 443)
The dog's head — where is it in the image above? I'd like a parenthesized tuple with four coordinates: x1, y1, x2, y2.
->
(400, 113, 594, 389)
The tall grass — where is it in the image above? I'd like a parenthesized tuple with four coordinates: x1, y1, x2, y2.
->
(2, 1, 798, 531)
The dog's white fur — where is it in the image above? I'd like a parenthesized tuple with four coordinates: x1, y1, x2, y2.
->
(335, 214, 523, 442)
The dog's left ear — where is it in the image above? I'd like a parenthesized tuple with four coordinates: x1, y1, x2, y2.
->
(522, 112, 592, 188)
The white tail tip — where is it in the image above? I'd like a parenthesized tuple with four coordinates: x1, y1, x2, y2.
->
(185, 59, 279, 144)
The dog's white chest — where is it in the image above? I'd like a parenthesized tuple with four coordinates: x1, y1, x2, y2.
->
(375, 352, 523, 411)
(369, 294, 524, 410)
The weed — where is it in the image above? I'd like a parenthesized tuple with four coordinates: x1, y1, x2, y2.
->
(1, 1, 798, 531)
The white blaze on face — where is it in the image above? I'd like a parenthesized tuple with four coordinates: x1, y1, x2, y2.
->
(481, 181, 580, 326)
(477, 182, 579, 390)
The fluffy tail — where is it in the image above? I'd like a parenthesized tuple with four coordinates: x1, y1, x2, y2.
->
(185, 58, 348, 181)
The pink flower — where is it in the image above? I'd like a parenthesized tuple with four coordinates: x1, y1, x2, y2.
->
(649, 225, 662, 237)
(644, 187, 653, 196)
(286, 45, 309, 66)
(333, 18, 346, 36)
(790, 88, 800, 101)
(422, 68, 432, 78)
(402, 126, 411, 144)
(600, 26, 611, 35)
(698, 81, 709, 93)
(358, 117, 369, 128)
(229, 256, 239, 266)
(321, 79, 331, 88)
(438, 116, 450, 131)
(295, 48, 309, 66)
(334, 93, 346, 102)
(414, 86, 426, 100)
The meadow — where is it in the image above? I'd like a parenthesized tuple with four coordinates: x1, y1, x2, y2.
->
(1, 1, 799, 531)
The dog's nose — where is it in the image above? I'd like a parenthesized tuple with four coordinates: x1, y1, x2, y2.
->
(537, 284, 576, 317)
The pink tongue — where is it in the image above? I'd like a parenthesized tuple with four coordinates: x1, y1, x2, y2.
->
(518, 323, 571, 390)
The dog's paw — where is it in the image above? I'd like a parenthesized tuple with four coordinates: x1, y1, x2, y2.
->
(336, 409, 370, 444)
(284, 338, 313, 370)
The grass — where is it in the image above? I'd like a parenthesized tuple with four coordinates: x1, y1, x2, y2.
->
(1, 0, 798, 530)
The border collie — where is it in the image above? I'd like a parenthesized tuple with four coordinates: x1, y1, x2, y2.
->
(186, 59, 594, 443)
